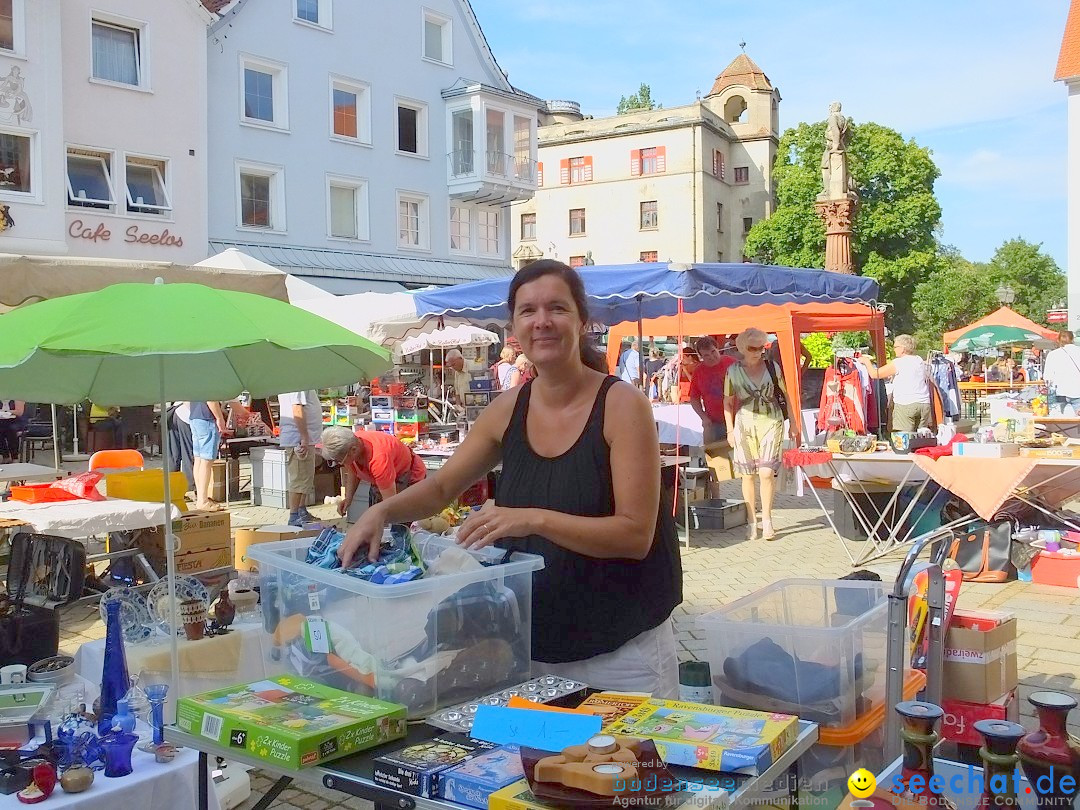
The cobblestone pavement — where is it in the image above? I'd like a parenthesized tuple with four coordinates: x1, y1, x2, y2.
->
(53, 468, 1080, 809)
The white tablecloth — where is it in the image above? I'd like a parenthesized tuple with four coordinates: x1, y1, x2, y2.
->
(0, 498, 180, 539)
(652, 403, 703, 446)
(0, 745, 215, 810)
(74, 620, 277, 722)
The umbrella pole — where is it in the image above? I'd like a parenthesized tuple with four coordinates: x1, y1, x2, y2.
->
(50, 404, 60, 469)
(637, 295, 645, 389)
(159, 362, 180, 711)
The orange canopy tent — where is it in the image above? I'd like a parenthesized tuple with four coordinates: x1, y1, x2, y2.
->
(942, 306, 1057, 352)
(606, 301, 886, 434)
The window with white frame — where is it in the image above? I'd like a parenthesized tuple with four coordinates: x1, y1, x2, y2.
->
(449, 205, 470, 251)
(520, 212, 536, 241)
(396, 99, 428, 156)
(330, 77, 370, 143)
(295, 0, 331, 28)
(237, 163, 284, 230)
(640, 200, 658, 229)
(327, 177, 366, 240)
(91, 19, 143, 86)
(0, 131, 30, 194)
(66, 148, 114, 209)
(422, 9, 451, 64)
(397, 192, 429, 249)
(125, 155, 170, 215)
(240, 56, 288, 129)
(0, 0, 24, 54)
(477, 209, 498, 255)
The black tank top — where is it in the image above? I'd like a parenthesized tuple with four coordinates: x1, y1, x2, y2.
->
(496, 376, 683, 663)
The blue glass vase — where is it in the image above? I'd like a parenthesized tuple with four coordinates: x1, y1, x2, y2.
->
(100, 731, 138, 778)
(98, 600, 131, 735)
(144, 683, 169, 747)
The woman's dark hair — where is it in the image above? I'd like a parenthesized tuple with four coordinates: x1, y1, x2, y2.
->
(507, 260, 608, 373)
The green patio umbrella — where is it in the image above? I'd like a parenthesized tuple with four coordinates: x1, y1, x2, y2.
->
(0, 280, 390, 695)
(948, 324, 1050, 353)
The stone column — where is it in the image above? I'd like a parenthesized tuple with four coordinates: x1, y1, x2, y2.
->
(815, 198, 857, 274)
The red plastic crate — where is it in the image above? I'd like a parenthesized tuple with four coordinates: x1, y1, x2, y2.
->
(387, 383, 406, 395)
(1030, 551, 1080, 588)
(9, 483, 79, 503)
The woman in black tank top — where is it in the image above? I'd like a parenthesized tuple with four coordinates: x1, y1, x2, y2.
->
(335, 261, 682, 695)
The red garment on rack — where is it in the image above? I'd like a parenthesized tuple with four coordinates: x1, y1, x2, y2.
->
(817, 363, 867, 433)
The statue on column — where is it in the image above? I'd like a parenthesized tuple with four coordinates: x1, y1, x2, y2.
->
(818, 102, 856, 201)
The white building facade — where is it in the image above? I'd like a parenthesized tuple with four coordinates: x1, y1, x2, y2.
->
(510, 54, 779, 270)
(0, 0, 211, 262)
(204, 0, 539, 292)
(1057, 4, 1080, 331)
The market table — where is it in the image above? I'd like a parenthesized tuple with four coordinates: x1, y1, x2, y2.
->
(0, 497, 181, 539)
(0, 462, 65, 485)
(959, 380, 1042, 421)
(168, 718, 819, 810)
(1035, 415, 1080, 438)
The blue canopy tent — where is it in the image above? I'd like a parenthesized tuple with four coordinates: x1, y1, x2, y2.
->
(412, 262, 881, 326)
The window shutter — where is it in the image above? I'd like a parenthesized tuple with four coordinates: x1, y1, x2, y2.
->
(537, 161, 543, 186)
(559, 158, 570, 184)
(712, 150, 719, 177)
(655, 146, 666, 173)
(630, 149, 640, 176)
(583, 155, 593, 181)
(719, 152, 725, 180)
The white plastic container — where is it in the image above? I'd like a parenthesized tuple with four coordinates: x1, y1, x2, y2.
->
(249, 533, 544, 718)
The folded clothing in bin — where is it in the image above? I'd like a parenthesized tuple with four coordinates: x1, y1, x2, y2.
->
(305, 525, 424, 582)
(721, 637, 863, 709)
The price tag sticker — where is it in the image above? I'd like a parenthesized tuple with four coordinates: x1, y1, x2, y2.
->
(308, 591, 320, 611)
(304, 617, 330, 654)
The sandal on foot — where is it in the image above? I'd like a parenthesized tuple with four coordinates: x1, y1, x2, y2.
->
(197, 500, 225, 512)
(762, 522, 776, 541)
(747, 524, 758, 541)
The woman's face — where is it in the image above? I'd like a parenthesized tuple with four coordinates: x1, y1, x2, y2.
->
(510, 274, 584, 366)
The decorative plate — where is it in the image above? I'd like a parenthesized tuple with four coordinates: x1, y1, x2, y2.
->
(145, 576, 209, 637)
(98, 587, 154, 644)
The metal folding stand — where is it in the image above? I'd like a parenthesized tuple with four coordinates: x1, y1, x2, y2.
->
(882, 527, 953, 763)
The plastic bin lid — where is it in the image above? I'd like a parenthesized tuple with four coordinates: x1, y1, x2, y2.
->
(817, 669, 926, 746)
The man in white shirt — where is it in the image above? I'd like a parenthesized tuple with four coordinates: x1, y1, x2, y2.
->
(1043, 331, 1080, 410)
(277, 390, 324, 526)
(618, 340, 640, 386)
(444, 349, 470, 406)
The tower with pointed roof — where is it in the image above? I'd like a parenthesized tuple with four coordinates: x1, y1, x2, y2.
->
(1056, 0, 1080, 330)
(703, 52, 780, 138)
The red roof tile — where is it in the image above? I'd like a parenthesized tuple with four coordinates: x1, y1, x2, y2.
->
(707, 53, 773, 97)
(1056, 0, 1080, 80)
(201, 0, 231, 14)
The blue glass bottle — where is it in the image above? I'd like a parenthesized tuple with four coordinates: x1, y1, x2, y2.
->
(98, 600, 131, 735)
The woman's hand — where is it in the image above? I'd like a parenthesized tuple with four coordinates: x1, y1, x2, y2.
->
(336, 497, 349, 518)
(456, 501, 532, 551)
(788, 424, 801, 444)
(338, 504, 388, 567)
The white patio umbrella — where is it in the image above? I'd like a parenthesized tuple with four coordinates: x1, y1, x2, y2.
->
(398, 323, 500, 355)
(195, 248, 333, 303)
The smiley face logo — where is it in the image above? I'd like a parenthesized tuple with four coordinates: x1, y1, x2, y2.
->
(848, 768, 876, 798)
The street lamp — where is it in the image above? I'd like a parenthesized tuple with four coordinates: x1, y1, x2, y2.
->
(996, 283, 1016, 306)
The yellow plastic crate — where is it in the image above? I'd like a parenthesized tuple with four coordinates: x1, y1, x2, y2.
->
(104, 470, 188, 511)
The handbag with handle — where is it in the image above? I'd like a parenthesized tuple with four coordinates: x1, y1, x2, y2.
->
(934, 521, 1014, 582)
(764, 361, 790, 420)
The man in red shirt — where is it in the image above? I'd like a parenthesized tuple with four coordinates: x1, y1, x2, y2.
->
(319, 426, 427, 517)
(689, 336, 736, 445)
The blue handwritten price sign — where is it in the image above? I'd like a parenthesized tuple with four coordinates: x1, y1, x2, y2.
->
(470, 705, 601, 750)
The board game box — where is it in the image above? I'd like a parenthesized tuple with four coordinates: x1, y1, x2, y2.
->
(575, 692, 651, 728)
(373, 734, 498, 797)
(608, 698, 798, 775)
(175, 676, 407, 769)
(437, 743, 523, 808)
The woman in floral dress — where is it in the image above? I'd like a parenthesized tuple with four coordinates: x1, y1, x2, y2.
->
(724, 328, 799, 541)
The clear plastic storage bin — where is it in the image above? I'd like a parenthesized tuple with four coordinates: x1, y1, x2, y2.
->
(700, 578, 892, 731)
(249, 532, 544, 719)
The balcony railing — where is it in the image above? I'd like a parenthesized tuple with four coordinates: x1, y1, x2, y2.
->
(448, 150, 539, 186)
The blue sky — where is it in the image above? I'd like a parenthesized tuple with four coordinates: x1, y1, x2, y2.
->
(470, 0, 1069, 267)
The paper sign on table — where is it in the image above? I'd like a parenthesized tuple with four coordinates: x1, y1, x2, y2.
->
(470, 705, 601, 750)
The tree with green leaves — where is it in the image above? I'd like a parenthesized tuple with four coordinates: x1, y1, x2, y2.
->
(913, 238, 1066, 349)
(617, 83, 660, 114)
(744, 120, 944, 334)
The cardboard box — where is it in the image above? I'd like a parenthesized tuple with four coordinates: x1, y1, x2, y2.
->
(942, 617, 1018, 704)
(234, 525, 321, 573)
(609, 698, 798, 775)
(950, 608, 1013, 631)
(488, 780, 550, 810)
(373, 734, 498, 797)
(137, 511, 232, 576)
(952, 442, 1020, 458)
(209, 459, 239, 503)
(705, 442, 735, 481)
(314, 471, 339, 500)
(1019, 445, 1080, 459)
(941, 690, 1018, 746)
(576, 692, 651, 728)
(176, 676, 407, 769)
(437, 744, 523, 809)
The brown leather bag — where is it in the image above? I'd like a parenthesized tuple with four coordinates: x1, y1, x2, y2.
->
(939, 521, 1014, 583)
